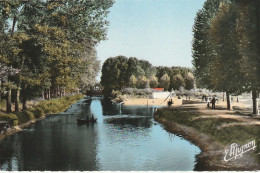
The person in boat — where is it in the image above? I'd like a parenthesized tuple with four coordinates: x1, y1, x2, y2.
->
(90, 114, 95, 120)
(86, 116, 89, 120)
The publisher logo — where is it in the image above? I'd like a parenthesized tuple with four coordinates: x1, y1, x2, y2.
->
(224, 140, 257, 162)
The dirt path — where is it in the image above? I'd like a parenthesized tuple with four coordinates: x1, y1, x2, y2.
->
(181, 102, 260, 126)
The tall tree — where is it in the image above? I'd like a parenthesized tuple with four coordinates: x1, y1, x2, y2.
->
(0, 0, 114, 110)
(192, 0, 220, 89)
(170, 74, 185, 90)
(184, 72, 195, 90)
(159, 74, 170, 90)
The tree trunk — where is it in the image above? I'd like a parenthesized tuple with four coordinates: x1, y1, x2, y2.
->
(15, 88, 20, 112)
(22, 85, 27, 111)
(22, 97, 27, 110)
(54, 88, 58, 98)
(6, 88, 12, 113)
(0, 80, 2, 102)
(252, 90, 259, 115)
(59, 89, 62, 98)
(226, 92, 232, 110)
(48, 89, 50, 99)
(42, 91, 45, 100)
(223, 92, 225, 102)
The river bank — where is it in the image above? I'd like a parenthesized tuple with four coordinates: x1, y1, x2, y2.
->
(0, 94, 85, 141)
(122, 97, 183, 106)
(154, 103, 260, 171)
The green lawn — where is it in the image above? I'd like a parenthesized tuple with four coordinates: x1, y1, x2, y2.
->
(156, 107, 260, 162)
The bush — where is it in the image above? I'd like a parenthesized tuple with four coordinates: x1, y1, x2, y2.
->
(111, 90, 122, 99)
(7, 94, 84, 125)
(17, 110, 35, 124)
(32, 107, 45, 119)
(24, 110, 35, 121)
(0, 113, 18, 126)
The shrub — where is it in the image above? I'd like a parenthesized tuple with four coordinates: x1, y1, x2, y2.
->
(32, 107, 45, 119)
(16, 110, 35, 125)
(0, 113, 18, 126)
(9, 94, 84, 125)
(111, 90, 122, 99)
(25, 110, 35, 121)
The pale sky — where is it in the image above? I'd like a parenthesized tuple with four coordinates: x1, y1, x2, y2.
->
(96, 0, 206, 79)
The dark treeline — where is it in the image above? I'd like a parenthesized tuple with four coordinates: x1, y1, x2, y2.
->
(0, 0, 114, 113)
(192, 0, 260, 114)
(101, 55, 195, 96)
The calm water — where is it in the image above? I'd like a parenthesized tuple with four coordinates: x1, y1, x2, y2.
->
(0, 97, 200, 171)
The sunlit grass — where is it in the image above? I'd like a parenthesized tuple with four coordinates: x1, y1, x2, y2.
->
(156, 107, 260, 162)
(0, 94, 84, 126)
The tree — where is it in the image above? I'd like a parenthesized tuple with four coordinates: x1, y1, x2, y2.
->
(232, 0, 260, 114)
(159, 74, 170, 90)
(101, 57, 120, 95)
(137, 76, 148, 89)
(184, 72, 195, 90)
(192, 0, 220, 89)
(129, 75, 137, 88)
(0, 0, 114, 110)
(139, 60, 156, 78)
(208, 2, 243, 109)
(126, 57, 139, 81)
(171, 74, 185, 90)
(193, 0, 260, 114)
(149, 75, 159, 88)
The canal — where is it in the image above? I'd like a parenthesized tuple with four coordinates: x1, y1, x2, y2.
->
(0, 97, 200, 171)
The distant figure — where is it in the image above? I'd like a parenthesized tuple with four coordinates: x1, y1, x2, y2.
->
(167, 99, 173, 107)
(211, 97, 216, 109)
(86, 116, 89, 120)
(207, 97, 211, 108)
(90, 114, 94, 120)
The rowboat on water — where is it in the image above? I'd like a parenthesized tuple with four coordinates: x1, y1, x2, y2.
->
(77, 118, 97, 124)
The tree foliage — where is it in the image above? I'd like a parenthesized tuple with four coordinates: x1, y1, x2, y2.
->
(101, 56, 195, 96)
(192, 0, 260, 113)
(0, 0, 114, 112)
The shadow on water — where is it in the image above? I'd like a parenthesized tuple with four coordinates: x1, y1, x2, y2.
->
(0, 97, 201, 171)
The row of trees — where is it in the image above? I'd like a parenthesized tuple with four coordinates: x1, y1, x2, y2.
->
(101, 56, 195, 95)
(0, 0, 113, 113)
(192, 0, 259, 114)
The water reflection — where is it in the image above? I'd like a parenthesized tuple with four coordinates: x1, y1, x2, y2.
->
(0, 99, 99, 171)
(0, 98, 200, 171)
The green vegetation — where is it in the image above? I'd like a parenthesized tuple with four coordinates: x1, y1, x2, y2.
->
(0, 94, 84, 126)
(192, 0, 260, 114)
(156, 108, 260, 155)
(101, 56, 195, 96)
(0, 0, 113, 113)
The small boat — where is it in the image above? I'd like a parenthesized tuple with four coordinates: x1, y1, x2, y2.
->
(77, 118, 97, 124)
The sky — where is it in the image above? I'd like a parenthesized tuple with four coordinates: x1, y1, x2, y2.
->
(96, 0, 206, 79)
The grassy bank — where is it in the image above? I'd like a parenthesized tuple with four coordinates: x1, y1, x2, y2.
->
(155, 106, 260, 170)
(0, 94, 85, 126)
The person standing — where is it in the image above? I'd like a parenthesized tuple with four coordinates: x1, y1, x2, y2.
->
(207, 97, 211, 108)
(211, 97, 216, 109)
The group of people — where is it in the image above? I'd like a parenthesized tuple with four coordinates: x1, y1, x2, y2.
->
(207, 97, 216, 109)
(167, 99, 174, 107)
